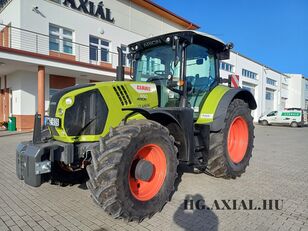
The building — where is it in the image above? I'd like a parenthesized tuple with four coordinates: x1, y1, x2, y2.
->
(219, 52, 292, 120)
(285, 74, 308, 110)
(0, 0, 198, 130)
(0, 0, 307, 130)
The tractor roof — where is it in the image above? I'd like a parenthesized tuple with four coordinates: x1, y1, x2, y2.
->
(129, 30, 228, 53)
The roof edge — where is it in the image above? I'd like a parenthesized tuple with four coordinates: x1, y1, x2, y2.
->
(131, 0, 200, 30)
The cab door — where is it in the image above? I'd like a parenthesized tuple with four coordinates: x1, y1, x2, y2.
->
(185, 44, 217, 118)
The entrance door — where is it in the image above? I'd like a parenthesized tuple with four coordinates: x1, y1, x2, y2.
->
(0, 88, 10, 121)
(265, 89, 274, 113)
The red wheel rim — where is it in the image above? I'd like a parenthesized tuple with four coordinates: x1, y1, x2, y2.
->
(129, 144, 167, 201)
(227, 116, 249, 163)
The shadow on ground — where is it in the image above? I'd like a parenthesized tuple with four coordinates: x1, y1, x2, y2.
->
(50, 163, 89, 189)
(173, 165, 218, 231)
(173, 193, 218, 231)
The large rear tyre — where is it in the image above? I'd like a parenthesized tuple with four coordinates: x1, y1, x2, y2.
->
(86, 120, 178, 222)
(206, 99, 254, 179)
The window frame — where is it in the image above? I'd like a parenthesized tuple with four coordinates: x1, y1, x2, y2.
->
(89, 35, 111, 63)
(220, 61, 234, 73)
(49, 24, 74, 55)
(242, 68, 257, 80)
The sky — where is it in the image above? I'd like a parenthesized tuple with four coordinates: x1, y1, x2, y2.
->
(153, 0, 308, 77)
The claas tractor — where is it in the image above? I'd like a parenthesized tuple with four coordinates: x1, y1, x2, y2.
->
(16, 30, 256, 222)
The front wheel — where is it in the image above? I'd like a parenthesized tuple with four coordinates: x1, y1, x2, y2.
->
(86, 120, 178, 222)
(206, 99, 254, 179)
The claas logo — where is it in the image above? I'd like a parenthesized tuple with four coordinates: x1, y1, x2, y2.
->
(137, 85, 151, 91)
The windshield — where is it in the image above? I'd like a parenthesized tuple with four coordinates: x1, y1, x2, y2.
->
(134, 45, 180, 82)
(133, 44, 217, 111)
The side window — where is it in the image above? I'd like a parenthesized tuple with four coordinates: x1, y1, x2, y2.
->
(186, 44, 216, 110)
(267, 111, 277, 117)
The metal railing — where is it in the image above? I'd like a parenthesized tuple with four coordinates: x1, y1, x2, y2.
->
(0, 23, 126, 69)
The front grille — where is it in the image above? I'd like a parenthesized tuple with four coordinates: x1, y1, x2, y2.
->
(48, 84, 95, 137)
(64, 89, 108, 136)
(113, 85, 132, 106)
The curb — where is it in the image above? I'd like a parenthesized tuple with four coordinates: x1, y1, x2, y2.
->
(0, 131, 33, 138)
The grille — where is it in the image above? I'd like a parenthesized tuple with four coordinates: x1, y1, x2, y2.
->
(113, 85, 132, 106)
(64, 90, 108, 136)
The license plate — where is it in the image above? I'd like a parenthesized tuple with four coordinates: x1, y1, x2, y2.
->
(45, 117, 60, 127)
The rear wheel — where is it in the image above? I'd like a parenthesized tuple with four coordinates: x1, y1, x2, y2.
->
(86, 120, 178, 222)
(206, 99, 254, 178)
(290, 122, 298, 128)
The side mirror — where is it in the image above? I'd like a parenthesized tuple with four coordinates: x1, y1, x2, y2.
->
(196, 58, 203, 65)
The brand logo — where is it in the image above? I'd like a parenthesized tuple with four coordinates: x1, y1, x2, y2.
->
(143, 39, 162, 48)
(131, 84, 156, 93)
(61, 0, 114, 23)
(136, 85, 151, 92)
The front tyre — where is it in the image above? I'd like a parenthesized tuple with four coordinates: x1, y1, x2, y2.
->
(86, 120, 178, 222)
(206, 99, 254, 178)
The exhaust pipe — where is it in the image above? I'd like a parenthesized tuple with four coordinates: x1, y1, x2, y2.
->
(116, 47, 125, 81)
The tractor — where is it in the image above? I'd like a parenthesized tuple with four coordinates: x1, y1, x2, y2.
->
(16, 30, 256, 222)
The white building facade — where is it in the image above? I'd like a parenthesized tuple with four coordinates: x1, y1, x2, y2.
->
(0, 0, 198, 130)
(0, 0, 306, 130)
(219, 52, 307, 120)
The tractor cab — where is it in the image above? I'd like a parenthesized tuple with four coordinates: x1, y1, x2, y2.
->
(129, 30, 232, 117)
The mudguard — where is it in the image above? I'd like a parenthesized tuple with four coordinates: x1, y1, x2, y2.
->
(196, 86, 257, 131)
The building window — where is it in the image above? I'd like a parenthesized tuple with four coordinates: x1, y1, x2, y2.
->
(121, 45, 129, 67)
(266, 78, 277, 86)
(306, 83, 308, 90)
(89, 36, 110, 62)
(266, 91, 273, 100)
(220, 61, 234, 73)
(49, 24, 73, 54)
(242, 69, 257, 80)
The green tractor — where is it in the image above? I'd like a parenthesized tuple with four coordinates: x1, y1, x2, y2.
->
(16, 30, 256, 222)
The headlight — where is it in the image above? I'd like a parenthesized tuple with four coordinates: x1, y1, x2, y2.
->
(65, 97, 73, 106)
(58, 108, 64, 115)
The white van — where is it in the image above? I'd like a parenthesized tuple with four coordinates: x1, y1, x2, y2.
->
(258, 109, 306, 127)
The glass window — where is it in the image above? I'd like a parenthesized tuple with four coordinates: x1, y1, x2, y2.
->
(266, 78, 277, 86)
(186, 44, 216, 109)
(134, 45, 178, 82)
(49, 24, 73, 54)
(220, 61, 234, 73)
(266, 91, 273, 100)
(89, 36, 110, 62)
(242, 68, 257, 80)
(90, 36, 99, 44)
(90, 45, 98, 61)
(267, 111, 277, 117)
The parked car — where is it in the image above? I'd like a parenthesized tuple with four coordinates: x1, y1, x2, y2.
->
(258, 109, 306, 127)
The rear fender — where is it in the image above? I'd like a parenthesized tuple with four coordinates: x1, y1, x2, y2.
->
(196, 86, 257, 132)
(211, 88, 257, 131)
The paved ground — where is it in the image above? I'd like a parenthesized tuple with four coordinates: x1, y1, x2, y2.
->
(0, 125, 307, 231)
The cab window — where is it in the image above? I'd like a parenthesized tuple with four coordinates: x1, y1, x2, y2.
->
(186, 44, 216, 111)
(267, 111, 277, 117)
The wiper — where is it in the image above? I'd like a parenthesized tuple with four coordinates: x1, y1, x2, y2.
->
(74, 117, 97, 139)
